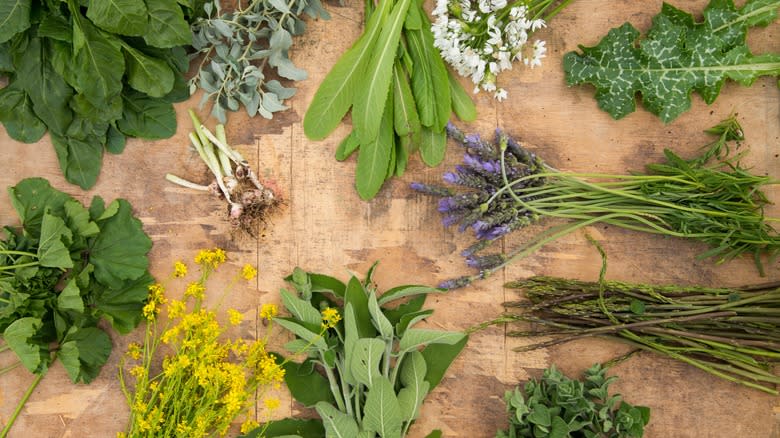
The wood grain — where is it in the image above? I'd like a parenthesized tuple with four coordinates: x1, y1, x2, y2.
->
(1, 0, 779, 437)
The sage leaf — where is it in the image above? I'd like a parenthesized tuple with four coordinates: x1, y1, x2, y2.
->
(281, 288, 323, 327)
(342, 303, 359, 385)
(86, 0, 148, 36)
(345, 276, 375, 338)
(396, 309, 433, 337)
(419, 126, 446, 167)
(0, 0, 31, 43)
(315, 402, 360, 438)
(406, 26, 450, 131)
(368, 293, 394, 339)
(377, 284, 441, 306)
(303, 0, 392, 140)
(276, 318, 328, 350)
(448, 69, 476, 122)
(335, 131, 361, 162)
(399, 328, 464, 354)
(353, 0, 412, 144)
(362, 376, 403, 438)
(397, 351, 428, 422)
(350, 337, 385, 388)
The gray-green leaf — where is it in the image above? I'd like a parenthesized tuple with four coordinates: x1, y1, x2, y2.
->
(350, 337, 386, 388)
(362, 376, 403, 438)
(399, 329, 464, 354)
(315, 402, 359, 438)
(280, 288, 322, 327)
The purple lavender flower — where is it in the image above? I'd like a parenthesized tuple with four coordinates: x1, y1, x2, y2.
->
(438, 276, 473, 290)
(442, 214, 461, 227)
(410, 182, 452, 197)
(465, 254, 506, 271)
(460, 240, 493, 257)
(443, 172, 459, 184)
(476, 224, 511, 240)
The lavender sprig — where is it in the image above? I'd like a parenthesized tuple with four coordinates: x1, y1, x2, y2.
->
(414, 118, 780, 289)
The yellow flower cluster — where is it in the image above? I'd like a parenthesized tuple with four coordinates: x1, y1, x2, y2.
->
(260, 303, 278, 320)
(194, 248, 227, 269)
(119, 251, 285, 438)
(142, 283, 166, 321)
(241, 263, 258, 280)
(321, 307, 342, 329)
(173, 261, 187, 278)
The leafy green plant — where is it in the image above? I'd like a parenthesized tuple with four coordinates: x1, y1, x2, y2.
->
(0, 0, 195, 189)
(0, 177, 153, 436)
(564, 0, 780, 122)
(303, 0, 477, 200)
(190, 0, 329, 123)
(244, 265, 469, 437)
(497, 365, 650, 438)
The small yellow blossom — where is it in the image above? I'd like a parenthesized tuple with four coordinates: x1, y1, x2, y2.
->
(240, 419, 259, 434)
(117, 432, 127, 438)
(126, 342, 142, 360)
(263, 397, 281, 411)
(167, 299, 186, 319)
(321, 307, 341, 329)
(259, 303, 278, 320)
(173, 260, 188, 278)
(130, 366, 145, 379)
(228, 309, 243, 325)
(143, 283, 167, 320)
(241, 264, 258, 281)
(195, 248, 227, 268)
(176, 422, 191, 435)
(185, 281, 206, 299)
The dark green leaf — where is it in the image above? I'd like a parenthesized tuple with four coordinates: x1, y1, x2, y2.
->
(106, 125, 126, 154)
(143, 0, 191, 48)
(421, 334, 468, 390)
(89, 199, 152, 285)
(122, 45, 175, 97)
(91, 271, 153, 333)
(279, 356, 336, 407)
(382, 294, 426, 326)
(9, 178, 73, 239)
(241, 419, 325, 438)
(50, 133, 104, 190)
(38, 14, 72, 42)
(392, 61, 420, 137)
(448, 69, 476, 122)
(406, 26, 450, 131)
(86, 0, 148, 36)
(58, 326, 112, 383)
(424, 431, 442, 438)
(0, 83, 46, 143)
(0, 0, 31, 43)
(344, 276, 375, 338)
(68, 20, 125, 107)
(117, 91, 176, 139)
(396, 309, 433, 337)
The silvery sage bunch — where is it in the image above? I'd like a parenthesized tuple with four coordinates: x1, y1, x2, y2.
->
(431, 0, 573, 100)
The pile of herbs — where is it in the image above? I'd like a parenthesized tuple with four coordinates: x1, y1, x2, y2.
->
(564, 0, 780, 122)
(242, 265, 469, 438)
(497, 364, 650, 438)
(0, 0, 197, 189)
(0, 178, 153, 436)
(412, 117, 780, 289)
(190, 0, 330, 123)
(303, 0, 477, 200)
(498, 248, 780, 394)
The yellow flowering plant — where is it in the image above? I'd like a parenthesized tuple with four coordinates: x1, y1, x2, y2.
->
(118, 249, 283, 437)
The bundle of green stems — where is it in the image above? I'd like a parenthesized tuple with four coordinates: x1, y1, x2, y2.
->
(496, 276, 780, 394)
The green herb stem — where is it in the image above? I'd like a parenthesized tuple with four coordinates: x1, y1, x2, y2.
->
(1, 368, 47, 437)
(0, 361, 20, 375)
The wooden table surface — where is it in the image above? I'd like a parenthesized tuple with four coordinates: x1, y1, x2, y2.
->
(1, 0, 779, 437)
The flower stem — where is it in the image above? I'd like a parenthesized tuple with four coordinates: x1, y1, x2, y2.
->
(0, 370, 47, 438)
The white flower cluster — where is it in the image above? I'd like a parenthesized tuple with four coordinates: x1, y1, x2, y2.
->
(432, 0, 547, 101)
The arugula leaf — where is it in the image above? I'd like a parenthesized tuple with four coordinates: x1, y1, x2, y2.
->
(89, 199, 152, 285)
(564, 0, 780, 122)
(0, 0, 31, 43)
(86, 0, 149, 36)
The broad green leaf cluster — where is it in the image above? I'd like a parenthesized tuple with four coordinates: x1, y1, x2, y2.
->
(0, 178, 153, 383)
(0, 0, 198, 189)
(190, 0, 329, 123)
(303, 0, 476, 200)
(497, 365, 650, 438)
(564, 0, 780, 122)
(245, 265, 468, 438)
